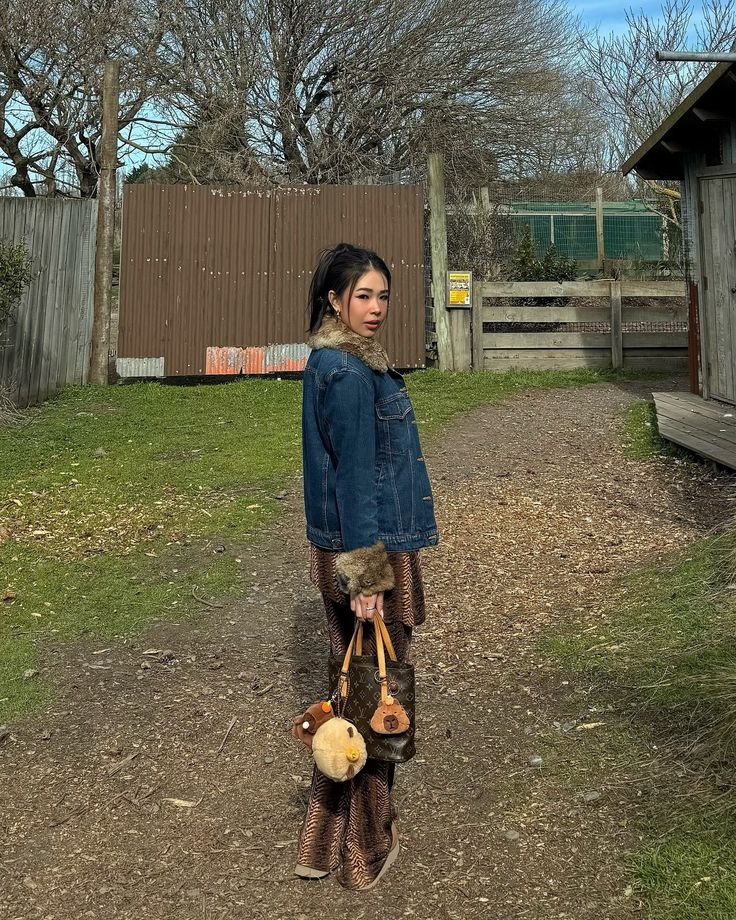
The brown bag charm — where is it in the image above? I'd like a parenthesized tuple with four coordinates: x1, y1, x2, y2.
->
(369, 616, 411, 736)
(370, 698, 410, 735)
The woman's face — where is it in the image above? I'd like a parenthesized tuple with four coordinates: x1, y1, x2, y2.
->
(330, 269, 389, 338)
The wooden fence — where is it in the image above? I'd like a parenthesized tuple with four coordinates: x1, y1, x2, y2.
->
(470, 280, 687, 372)
(0, 199, 97, 407)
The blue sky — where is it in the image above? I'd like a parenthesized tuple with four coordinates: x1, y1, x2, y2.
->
(575, 0, 665, 33)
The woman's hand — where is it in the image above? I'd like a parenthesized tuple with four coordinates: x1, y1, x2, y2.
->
(351, 591, 385, 622)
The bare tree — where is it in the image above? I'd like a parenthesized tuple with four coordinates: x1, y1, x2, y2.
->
(0, 0, 168, 196)
(151, 0, 585, 189)
(579, 0, 736, 170)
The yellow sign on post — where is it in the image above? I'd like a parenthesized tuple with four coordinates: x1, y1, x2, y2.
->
(447, 270, 472, 308)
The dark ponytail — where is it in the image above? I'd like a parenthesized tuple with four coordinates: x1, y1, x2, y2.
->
(307, 243, 391, 334)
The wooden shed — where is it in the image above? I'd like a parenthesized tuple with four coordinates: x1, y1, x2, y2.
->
(623, 61, 736, 469)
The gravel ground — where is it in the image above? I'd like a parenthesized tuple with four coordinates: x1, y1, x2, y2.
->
(1, 376, 732, 920)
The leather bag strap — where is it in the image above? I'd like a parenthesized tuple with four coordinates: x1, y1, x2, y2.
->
(374, 614, 397, 662)
(338, 620, 361, 700)
(374, 617, 389, 704)
(337, 616, 399, 705)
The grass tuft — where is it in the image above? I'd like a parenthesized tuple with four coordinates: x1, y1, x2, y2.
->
(542, 523, 736, 919)
(623, 399, 696, 462)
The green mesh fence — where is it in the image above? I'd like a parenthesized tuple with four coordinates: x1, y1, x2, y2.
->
(507, 200, 668, 267)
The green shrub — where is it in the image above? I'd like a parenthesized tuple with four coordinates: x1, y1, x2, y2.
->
(0, 238, 33, 325)
(540, 242, 577, 283)
(509, 224, 541, 281)
(508, 225, 578, 284)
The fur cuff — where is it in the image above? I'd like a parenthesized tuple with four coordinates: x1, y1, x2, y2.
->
(335, 541, 395, 596)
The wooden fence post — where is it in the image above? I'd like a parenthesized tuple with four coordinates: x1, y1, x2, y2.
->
(89, 58, 120, 386)
(472, 280, 484, 371)
(610, 279, 623, 368)
(595, 186, 605, 273)
(427, 152, 453, 370)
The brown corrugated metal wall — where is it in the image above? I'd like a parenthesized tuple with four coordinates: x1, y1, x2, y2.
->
(117, 184, 425, 376)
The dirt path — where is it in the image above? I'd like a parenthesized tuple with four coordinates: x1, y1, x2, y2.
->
(1, 378, 732, 920)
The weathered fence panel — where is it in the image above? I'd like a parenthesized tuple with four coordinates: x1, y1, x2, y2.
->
(472, 280, 688, 373)
(0, 199, 97, 407)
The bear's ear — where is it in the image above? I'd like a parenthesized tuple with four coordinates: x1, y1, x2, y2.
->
(347, 725, 354, 738)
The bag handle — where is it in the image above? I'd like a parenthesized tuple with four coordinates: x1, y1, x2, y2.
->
(337, 616, 399, 706)
(337, 619, 361, 703)
(374, 618, 389, 704)
(353, 615, 397, 661)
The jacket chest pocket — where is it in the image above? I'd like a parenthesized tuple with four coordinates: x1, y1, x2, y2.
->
(375, 392, 413, 455)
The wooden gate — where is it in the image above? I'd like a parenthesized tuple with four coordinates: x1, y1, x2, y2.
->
(698, 171, 736, 404)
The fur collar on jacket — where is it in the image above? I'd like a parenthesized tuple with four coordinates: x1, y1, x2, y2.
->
(307, 313, 389, 373)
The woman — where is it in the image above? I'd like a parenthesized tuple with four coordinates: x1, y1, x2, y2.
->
(297, 242, 439, 889)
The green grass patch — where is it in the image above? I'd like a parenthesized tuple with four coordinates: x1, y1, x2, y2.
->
(540, 533, 736, 720)
(633, 813, 736, 920)
(623, 400, 695, 462)
(410, 366, 665, 436)
(541, 526, 736, 919)
(0, 365, 664, 719)
(0, 378, 301, 719)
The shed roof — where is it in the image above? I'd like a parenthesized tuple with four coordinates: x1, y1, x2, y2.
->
(622, 62, 736, 180)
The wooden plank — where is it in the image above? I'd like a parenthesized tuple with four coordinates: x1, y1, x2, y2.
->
(656, 417, 736, 469)
(622, 332, 688, 347)
(39, 201, 64, 402)
(623, 356, 688, 371)
(654, 399, 736, 437)
(481, 281, 612, 298)
(483, 304, 687, 323)
(483, 332, 687, 349)
(450, 297, 472, 372)
(653, 392, 736, 420)
(483, 305, 609, 323)
(619, 281, 687, 298)
(471, 280, 483, 372)
(655, 405, 736, 447)
(611, 279, 622, 369)
(481, 280, 687, 299)
(483, 332, 611, 348)
(695, 164, 736, 179)
(698, 177, 715, 400)
(705, 178, 730, 400)
(726, 176, 736, 403)
(483, 349, 611, 370)
(77, 203, 97, 383)
(427, 152, 452, 370)
(19, 200, 46, 406)
(713, 175, 734, 402)
(595, 186, 604, 270)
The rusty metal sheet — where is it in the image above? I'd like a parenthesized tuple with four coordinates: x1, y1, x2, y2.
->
(116, 356, 165, 378)
(118, 183, 425, 376)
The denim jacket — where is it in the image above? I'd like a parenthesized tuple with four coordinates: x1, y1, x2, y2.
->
(302, 315, 439, 594)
